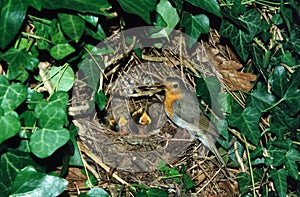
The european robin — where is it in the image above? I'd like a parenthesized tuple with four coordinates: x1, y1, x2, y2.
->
(162, 77, 228, 171)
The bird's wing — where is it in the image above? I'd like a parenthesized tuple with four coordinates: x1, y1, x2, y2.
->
(172, 93, 201, 125)
(173, 93, 219, 137)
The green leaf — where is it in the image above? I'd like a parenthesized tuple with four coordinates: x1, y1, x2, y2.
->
(167, 167, 180, 183)
(0, 112, 21, 144)
(0, 48, 39, 80)
(38, 105, 67, 129)
(270, 108, 299, 138)
(282, 83, 300, 116)
(86, 187, 109, 197)
(181, 14, 209, 46)
(0, 0, 29, 49)
(10, 166, 68, 197)
(0, 150, 43, 196)
(185, 0, 221, 17)
(183, 173, 195, 190)
(79, 14, 99, 27)
(271, 14, 283, 25)
(229, 107, 261, 145)
(0, 76, 27, 113)
(58, 13, 86, 43)
(50, 22, 68, 44)
(156, 0, 179, 30)
(285, 148, 300, 180)
(49, 65, 75, 92)
(43, 0, 112, 16)
(30, 128, 70, 158)
(269, 66, 300, 115)
(269, 65, 288, 98)
(85, 24, 106, 41)
(27, 89, 43, 110)
(28, 0, 42, 11)
(268, 145, 286, 166)
(50, 43, 75, 60)
(79, 57, 102, 90)
(49, 91, 69, 109)
(237, 172, 251, 195)
(247, 82, 276, 111)
(33, 20, 51, 50)
(220, 20, 251, 61)
(146, 188, 168, 197)
(237, 9, 263, 37)
(95, 91, 107, 111)
(281, 51, 297, 67)
(269, 169, 288, 197)
(117, 0, 156, 24)
(68, 126, 83, 166)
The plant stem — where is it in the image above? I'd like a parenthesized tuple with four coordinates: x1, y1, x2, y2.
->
(243, 135, 257, 197)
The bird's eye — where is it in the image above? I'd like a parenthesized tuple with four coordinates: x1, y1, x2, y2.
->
(173, 83, 179, 89)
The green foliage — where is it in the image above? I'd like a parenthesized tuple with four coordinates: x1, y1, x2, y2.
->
(0, 0, 299, 196)
(10, 166, 68, 197)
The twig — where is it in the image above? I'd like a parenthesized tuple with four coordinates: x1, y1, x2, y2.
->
(234, 141, 245, 172)
(79, 142, 130, 186)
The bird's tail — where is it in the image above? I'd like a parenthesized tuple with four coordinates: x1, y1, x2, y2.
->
(196, 134, 232, 177)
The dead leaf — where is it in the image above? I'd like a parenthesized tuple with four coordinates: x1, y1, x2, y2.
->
(219, 60, 256, 92)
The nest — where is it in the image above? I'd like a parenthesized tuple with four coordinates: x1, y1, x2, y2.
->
(71, 27, 237, 195)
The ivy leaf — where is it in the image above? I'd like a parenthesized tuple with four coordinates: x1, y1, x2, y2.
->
(30, 128, 70, 158)
(86, 187, 109, 197)
(50, 43, 75, 60)
(0, 150, 43, 196)
(220, 20, 251, 61)
(270, 107, 299, 139)
(95, 91, 107, 111)
(237, 9, 263, 38)
(282, 71, 300, 116)
(185, 0, 221, 17)
(247, 82, 276, 111)
(269, 65, 288, 98)
(270, 66, 300, 115)
(117, 0, 156, 24)
(183, 173, 195, 190)
(0, 48, 39, 80)
(43, 0, 112, 16)
(156, 0, 179, 30)
(33, 20, 51, 50)
(146, 188, 168, 197)
(0, 111, 21, 144)
(0, 76, 27, 113)
(49, 91, 69, 109)
(85, 24, 106, 41)
(58, 13, 86, 43)
(10, 166, 68, 196)
(229, 107, 261, 145)
(269, 169, 288, 197)
(79, 14, 99, 27)
(79, 57, 102, 90)
(285, 148, 300, 180)
(237, 172, 251, 195)
(38, 105, 67, 129)
(181, 13, 209, 47)
(49, 65, 75, 92)
(0, 0, 29, 49)
(281, 51, 297, 67)
(268, 145, 287, 166)
(28, 0, 42, 11)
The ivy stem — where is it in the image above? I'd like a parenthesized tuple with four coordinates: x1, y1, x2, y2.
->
(243, 135, 257, 197)
(262, 98, 284, 112)
(21, 32, 52, 43)
(253, 38, 268, 52)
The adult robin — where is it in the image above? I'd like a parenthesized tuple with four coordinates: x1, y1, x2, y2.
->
(162, 77, 228, 173)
